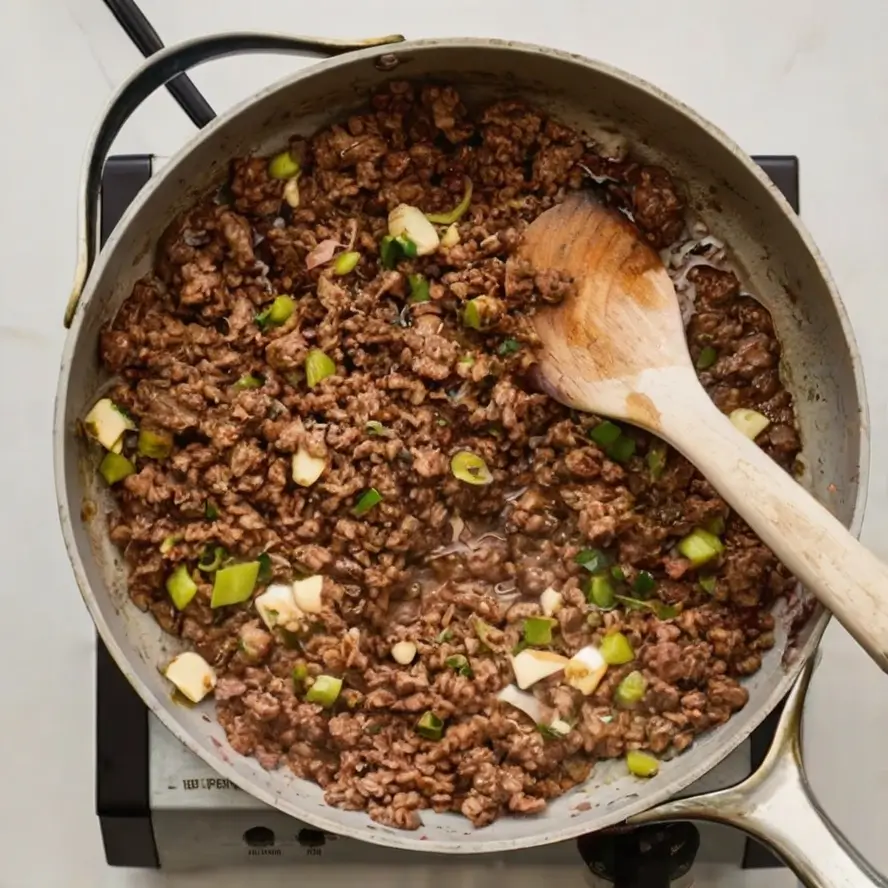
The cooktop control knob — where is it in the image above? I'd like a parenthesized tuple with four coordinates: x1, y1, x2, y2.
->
(577, 823, 700, 887)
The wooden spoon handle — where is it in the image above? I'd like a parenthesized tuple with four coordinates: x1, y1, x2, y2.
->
(654, 378, 888, 673)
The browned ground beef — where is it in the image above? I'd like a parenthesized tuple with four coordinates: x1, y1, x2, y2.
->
(97, 82, 799, 830)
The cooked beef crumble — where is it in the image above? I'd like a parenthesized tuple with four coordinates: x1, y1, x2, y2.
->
(96, 82, 799, 830)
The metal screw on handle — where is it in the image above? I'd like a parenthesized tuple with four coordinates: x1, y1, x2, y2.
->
(64, 31, 404, 328)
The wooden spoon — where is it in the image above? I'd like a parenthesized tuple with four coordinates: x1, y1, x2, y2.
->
(517, 191, 888, 673)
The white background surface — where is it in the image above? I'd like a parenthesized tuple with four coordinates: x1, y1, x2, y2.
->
(2, 1, 887, 885)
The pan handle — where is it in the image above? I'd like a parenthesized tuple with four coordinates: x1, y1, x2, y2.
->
(628, 658, 887, 888)
(63, 31, 405, 328)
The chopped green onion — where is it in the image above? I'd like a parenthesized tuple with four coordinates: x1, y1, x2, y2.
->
(166, 564, 198, 611)
(497, 338, 521, 356)
(537, 723, 564, 740)
(416, 711, 444, 740)
(615, 594, 679, 620)
(160, 534, 181, 555)
(396, 235, 418, 258)
(677, 528, 725, 567)
(197, 546, 226, 573)
(473, 618, 495, 648)
(632, 570, 656, 597)
(615, 670, 647, 707)
(408, 273, 430, 303)
(589, 421, 622, 447)
(233, 373, 263, 390)
(352, 488, 382, 516)
(523, 617, 556, 646)
(333, 251, 361, 276)
(365, 420, 390, 437)
(600, 631, 635, 665)
(698, 575, 717, 594)
(696, 346, 717, 370)
(426, 177, 473, 225)
(268, 150, 300, 180)
(257, 552, 273, 583)
(647, 441, 668, 480)
(627, 749, 660, 778)
(210, 561, 260, 608)
(576, 549, 608, 573)
(305, 349, 336, 388)
(137, 429, 173, 460)
(99, 452, 135, 485)
(606, 436, 636, 463)
(379, 235, 402, 269)
(705, 514, 726, 536)
(292, 663, 308, 685)
(462, 295, 498, 330)
(305, 675, 342, 708)
(436, 628, 453, 643)
(611, 565, 626, 582)
(266, 295, 296, 326)
(204, 499, 219, 521)
(588, 575, 616, 610)
(445, 654, 473, 677)
(450, 450, 493, 485)
(458, 353, 475, 367)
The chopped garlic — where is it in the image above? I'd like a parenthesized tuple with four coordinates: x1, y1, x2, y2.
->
(497, 684, 543, 723)
(540, 586, 563, 617)
(388, 204, 440, 256)
(84, 398, 135, 451)
(729, 408, 771, 441)
(292, 575, 324, 614)
(564, 645, 608, 696)
(510, 649, 569, 690)
(164, 651, 217, 703)
(292, 447, 326, 487)
(440, 223, 460, 248)
(283, 177, 300, 208)
(391, 640, 417, 665)
(255, 583, 303, 630)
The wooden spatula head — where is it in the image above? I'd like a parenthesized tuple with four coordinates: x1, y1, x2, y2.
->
(517, 193, 691, 418)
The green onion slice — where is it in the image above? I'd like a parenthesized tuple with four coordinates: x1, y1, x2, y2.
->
(166, 564, 198, 611)
(445, 654, 473, 677)
(352, 488, 382, 516)
(268, 150, 301, 180)
(426, 177, 473, 225)
(627, 749, 660, 778)
(408, 273, 431, 303)
(588, 575, 616, 610)
(210, 561, 260, 608)
(257, 552, 273, 584)
(614, 670, 647, 707)
(599, 631, 635, 665)
(436, 628, 454, 643)
(292, 663, 309, 686)
(396, 235, 418, 258)
(677, 528, 725, 567)
(204, 499, 219, 521)
(450, 450, 493, 485)
(197, 546, 226, 573)
(99, 452, 135, 485)
(305, 349, 336, 388)
(416, 711, 444, 740)
(379, 235, 402, 269)
(333, 251, 361, 276)
(137, 429, 173, 460)
(575, 548, 608, 573)
(233, 373, 263, 390)
(615, 594, 679, 620)
(497, 338, 520, 356)
(522, 616, 556, 646)
(698, 575, 717, 594)
(695, 346, 718, 370)
(160, 534, 181, 555)
(305, 675, 342, 708)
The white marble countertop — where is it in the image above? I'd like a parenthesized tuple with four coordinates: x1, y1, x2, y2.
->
(4, 1, 888, 885)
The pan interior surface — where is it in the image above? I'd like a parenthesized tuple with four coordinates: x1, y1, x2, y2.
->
(55, 39, 866, 852)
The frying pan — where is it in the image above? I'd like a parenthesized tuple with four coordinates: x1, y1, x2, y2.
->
(53, 33, 883, 886)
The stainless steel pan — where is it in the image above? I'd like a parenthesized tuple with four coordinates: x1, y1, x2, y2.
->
(53, 33, 882, 886)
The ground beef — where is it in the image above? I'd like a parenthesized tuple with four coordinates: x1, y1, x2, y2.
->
(94, 82, 800, 831)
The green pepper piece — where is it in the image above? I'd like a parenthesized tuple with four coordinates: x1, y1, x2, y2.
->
(233, 373, 263, 390)
(268, 150, 301, 180)
(204, 499, 219, 521)
(425, 177, 473, 225)
(462, 295, 499, 330)
(408, 273, 431, 303)
(416, 711, 444, 740)
(99, 452, 135, 485)
(365, 420, 389, 437)
(611, 565, 626, 582)
(445, 654, 473, 677)
(606, 436, 636, 463)
(575, 548, 608, 573)
(614, 670, 647, 707)
(257, 552, 273, 584)
(333, 251, 361, 276)
(210, 561, 260, 608)
(305, 675, 342, 708)
(166, 564, 198, 611)
(588, 575, 616, 609)
(396, 235, 418, 258)
(632, 570, 656, 597)
(267, 295, 295, 325)
(160, 534, 181, 555)
(197, 546, 226, 573)
(305, 349, 336, 388)
(696, 346, 718, 370)
(497, 338, 520, 356)
(352, 488, 382, 516)
(677, 528, 725, 567)
(379, 235, 402, 269)
(137, 429, 173, 460)
(292, 663, 309, 686)
(523, 617, 556, 646)
(589, 421, 622, 447)
(436, 628, 454, 643)
(627, 749, 660, 778)
(600, 631, 635, 665)
(705, 514, 726, 536)
(698, 575, 717, 594)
